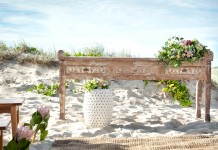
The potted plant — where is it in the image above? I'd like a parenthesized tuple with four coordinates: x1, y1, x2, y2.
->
(157, 36, 208, 67)
(83, 78, 113, 128)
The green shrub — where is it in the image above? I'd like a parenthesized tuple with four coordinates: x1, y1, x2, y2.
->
(143, 80, 192, 106)
(158, 80, 192, 106)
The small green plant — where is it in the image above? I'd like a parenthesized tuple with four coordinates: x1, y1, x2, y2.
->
(157, 36, 208, 67)
(83, 78, 110, 92)
(158, 80, 192, 106)
(143, 80, 149, 86)
(64, 52, 71, 56)
(28, 82, 69, 96)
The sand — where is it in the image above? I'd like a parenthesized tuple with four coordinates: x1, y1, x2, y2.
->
(0, 60, 218, 150)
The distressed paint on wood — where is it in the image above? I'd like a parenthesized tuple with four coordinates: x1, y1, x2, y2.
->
(58, 50, 213, 122)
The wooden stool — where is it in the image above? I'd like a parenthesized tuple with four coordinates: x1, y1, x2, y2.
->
(0, 119, 11, 150)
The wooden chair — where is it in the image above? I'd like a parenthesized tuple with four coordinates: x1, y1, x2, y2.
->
(0, 119, 11, 150)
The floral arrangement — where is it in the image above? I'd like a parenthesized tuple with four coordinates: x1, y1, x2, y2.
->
(83, 78, 110, 92)
(157, 36, 208, 67)
(3, 106, 50, 150)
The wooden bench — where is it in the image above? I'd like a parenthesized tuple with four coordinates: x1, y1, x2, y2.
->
(58, 50, 213, 122)
(0, 119, 11, 149)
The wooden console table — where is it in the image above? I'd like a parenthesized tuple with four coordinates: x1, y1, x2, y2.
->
(0, 99, 25, 137)
(58, 50, 213, 122)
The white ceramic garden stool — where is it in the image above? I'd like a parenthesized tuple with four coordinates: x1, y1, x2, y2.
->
(83, 89, 113, 128)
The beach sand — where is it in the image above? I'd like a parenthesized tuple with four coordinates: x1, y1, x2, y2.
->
(1, 61, 218, 150)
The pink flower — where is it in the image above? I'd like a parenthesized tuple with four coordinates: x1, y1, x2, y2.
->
(186, 51, 192, 58)
(37, 105, 50, 119)
(182, 40, 192, 46)
(16, 125, 34, 141)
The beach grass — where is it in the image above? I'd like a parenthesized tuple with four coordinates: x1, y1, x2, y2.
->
(0, 41, 58, 66)
(0, 42, 133, 65)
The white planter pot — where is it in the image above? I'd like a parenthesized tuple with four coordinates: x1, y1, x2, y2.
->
(83, 89, 113, 128)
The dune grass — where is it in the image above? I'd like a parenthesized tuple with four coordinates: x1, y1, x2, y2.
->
(0, 41, 58, 66)
(65, 44, 133, 57)
(0, 42, 133, 66)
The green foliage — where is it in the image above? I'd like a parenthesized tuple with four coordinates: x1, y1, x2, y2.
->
(64, 52, 71, 56)
(16, 42, 43, 55)
(28, 81, 69, 96)
(65, 45, 105, 57)
(3, 138, 31, 150)
(157, 36, 208, 67)
(143, 80, 149, 86)
(158, 80, 192, 106)
(30, 112, 42, 126)
(30, 111, 49, 142)
(143, 80, 192, 106)
(83, 78, 110, 92)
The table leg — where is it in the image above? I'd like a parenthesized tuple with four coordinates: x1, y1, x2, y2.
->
(204, 82, 211, 122)
(196, 80, 202, 118)
(17, 106, 19, 124)
(0, 130, 3, 150)
(11, 106, 17, 138)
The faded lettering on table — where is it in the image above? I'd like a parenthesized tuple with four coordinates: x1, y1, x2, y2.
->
(114, 66, 155, 75)
(165, 67, 203, 75)
(66, 66, 108, 74)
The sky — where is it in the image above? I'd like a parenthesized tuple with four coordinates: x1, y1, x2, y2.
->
(0, 0, 218, 67)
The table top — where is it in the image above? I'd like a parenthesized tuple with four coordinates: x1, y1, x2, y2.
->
(0, 99, 25, 105)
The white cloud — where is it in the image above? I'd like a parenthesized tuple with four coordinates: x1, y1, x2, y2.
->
(166, 0, 196, 8)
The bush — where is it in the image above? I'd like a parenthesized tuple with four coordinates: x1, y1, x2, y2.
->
(158, 80, 192, 106)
